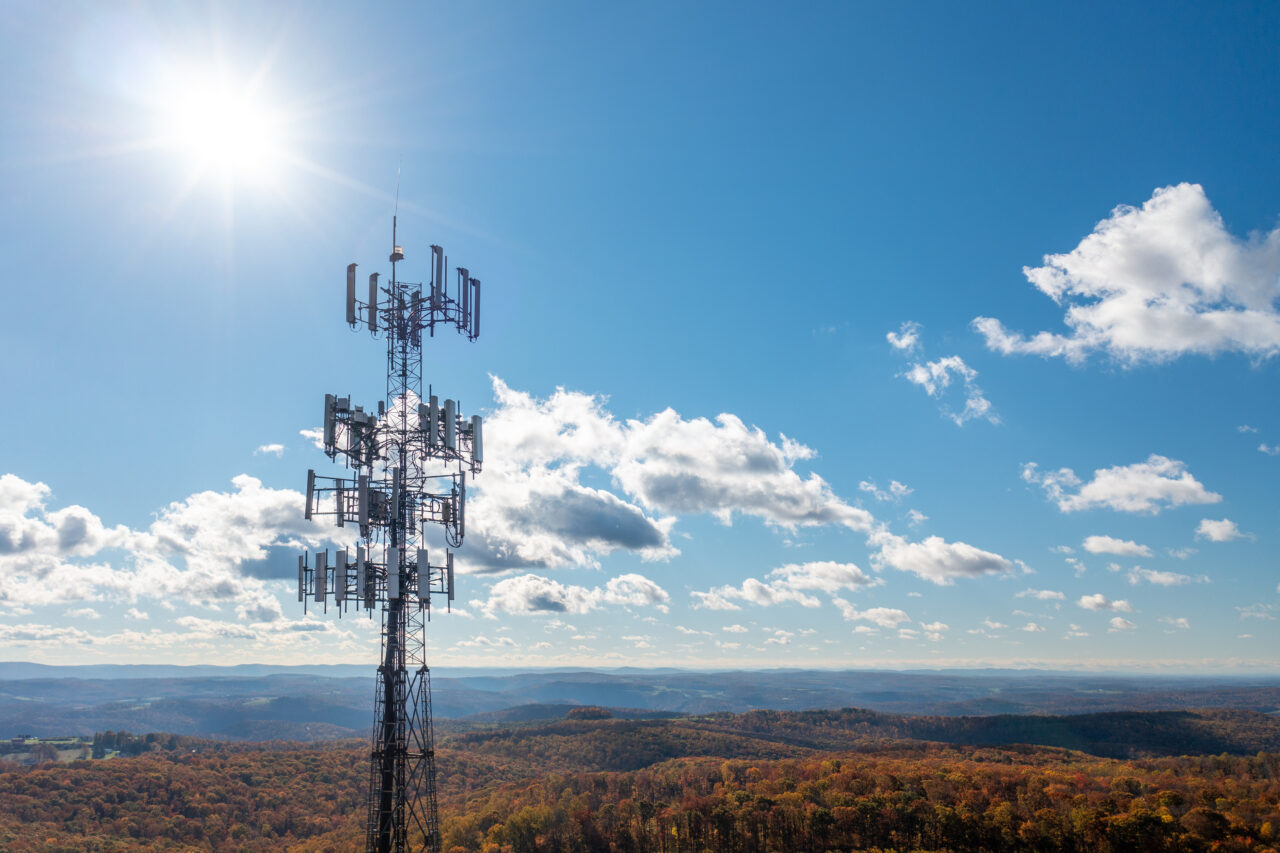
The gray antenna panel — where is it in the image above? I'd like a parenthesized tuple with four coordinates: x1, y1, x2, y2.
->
(472, 279, 481, 338)
(346, 263, 357, 325)
(446, 551, 455, 601)
(432, 245, 444, 306)
(417, 548, 429, 598)
(356, 545, 366, 603)
(444, 399, 456, 449)
(335, 550, 347, 603)
(388, 547, 400, 599)
(358, 474, 369, 533)
(304, 470, 316, 520)
(368, 273, 380, 332)
(324, 394, 336, 448)
(428, 396, 439, 447)
(458, 474, 465, 539)
(314, 550, 328, 602)
(297, 555, 305, 602)
(471, 415, 483, 464)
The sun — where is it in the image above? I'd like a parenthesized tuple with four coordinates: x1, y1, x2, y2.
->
(157, 73, 286, 182)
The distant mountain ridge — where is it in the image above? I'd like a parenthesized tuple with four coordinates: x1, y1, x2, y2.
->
(2, 663, 1279, 740)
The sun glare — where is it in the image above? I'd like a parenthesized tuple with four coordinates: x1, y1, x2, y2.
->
(158, 75, 285, 182)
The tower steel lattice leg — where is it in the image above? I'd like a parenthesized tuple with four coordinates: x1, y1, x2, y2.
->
(367, 602, 440, 853)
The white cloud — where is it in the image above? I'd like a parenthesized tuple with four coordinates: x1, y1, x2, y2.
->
(1127, 567, 1204, 587)
(869, 531, 1013, 585)
(1023, 455, 1220, 514)
(692, 561, 877, 611)
(1196, 518, 1249, 542)
(886, 321, 921, 353)
(1016, 588, 1065, 601)
(1082, 535, 1151, 557)
(65, 607, 100, 620)
(1108, 617, 1137, 632)
(125, 608, 149, 620)
(453, 635, 518, 650)
(919, 621, 948, 641)
(982, 618, 1007, 630)
(1237, 604, 1276, 621)
(1021, 622, 1045, 633)
(1159, 616, 1191, 630)
(254, 444, 285, 457)
(1077, 593, 1132, 612)
(467, 379, 880, 575)
(900, 356, 998, 426)
(859, 479, 913, 502)
(0, 473, 341, 623)
(973, 183, 1280, 364)
(833, 603, 910, 628)
(475, 572, 670, 617)
(1260, 443, 1280, 456)
(1238, 425, 1259, 434)
(905, 509, 928, 527)
(722, 624, 748, 633)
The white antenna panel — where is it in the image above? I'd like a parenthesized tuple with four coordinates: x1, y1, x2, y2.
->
(471, 415, 483, 464)
(388, 547, 400, 598)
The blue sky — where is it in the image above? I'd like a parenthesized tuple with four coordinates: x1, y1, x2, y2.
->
(1, 1, 1277, 670)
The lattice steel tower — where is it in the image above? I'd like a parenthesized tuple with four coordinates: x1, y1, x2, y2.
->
(298, 217, 484, 853)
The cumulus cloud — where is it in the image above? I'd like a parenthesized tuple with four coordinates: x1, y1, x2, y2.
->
(1108, 617, 1137, 632)
(1077, 593, 1132, 612)
(255, 444, 285, 457)
(1127, 567, 1205, 587)
(1021, 622, 1046, 632)
(1023, 455, 1220, 514)
(0, 473, 342, 623)
(886, 321, 921, 353)
(859, 480, 913, 502)
(1159, 616, 1191, 630)
(475, 572, 670, 617)
(973, 183, 1280, 364)
(905, 509, 928, 527)
(833, 602, 910, 628)
(1260, 443, 1280, 456)
(465, 379, 878, 574)
(1017, 588, 1065, 601)
(900, 356, 998, 426)
(1082, 535, 1152, 557)
(920, 621, 948, 641)
(869, 531, 1013, 585)
(692, 561, 877, 611)
(1196, 518, 1249, 542)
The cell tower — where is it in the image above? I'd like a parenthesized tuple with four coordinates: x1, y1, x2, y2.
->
(297, 215, 484, 853)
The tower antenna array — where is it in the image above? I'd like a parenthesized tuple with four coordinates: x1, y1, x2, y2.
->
(299, 215, 485, 853)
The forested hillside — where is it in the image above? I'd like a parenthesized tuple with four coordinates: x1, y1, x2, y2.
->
(1, 708, 1278, 851)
